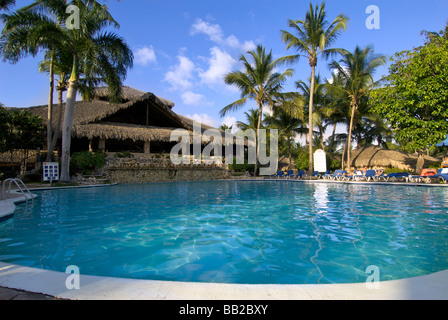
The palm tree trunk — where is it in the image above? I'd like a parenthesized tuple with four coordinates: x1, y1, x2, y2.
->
(288, 136, 292, 169)
(346, 101, 357, 173)
(254, 103, 263, 176)
(308, 65, 316, 175)
(46, 52, 55, 162)
(60, 57, 79, 182)
(48, 82, 65, 161)
(329, 123, 337, 156)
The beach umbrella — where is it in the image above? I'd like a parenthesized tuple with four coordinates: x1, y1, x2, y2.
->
(436, 134, 448, 147)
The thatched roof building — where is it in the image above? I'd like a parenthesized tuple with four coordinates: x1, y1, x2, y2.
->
(19, 86, 241, 155)
(350, 145, 441, 171)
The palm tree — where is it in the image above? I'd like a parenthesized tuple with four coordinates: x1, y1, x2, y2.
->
(329, 45, 386, 171)
(264, 109, 303, 169)
(38, 48, 72, 161)
(0, 0, 15, 11)
(1, 0, 133, 182)
(236, 109, 261, 132)
(296, 74, 329, 151)
(220, 45, 294, 176)
(281, 2, 348, 174)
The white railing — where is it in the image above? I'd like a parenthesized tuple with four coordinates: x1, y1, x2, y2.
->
(1, 178, 34, 204)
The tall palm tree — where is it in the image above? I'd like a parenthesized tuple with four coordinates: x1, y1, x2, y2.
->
(1, 0, 133, 182)
(296, 74, 329, 151)
(220, 45, 294, 176)
(329, 45, 386, 171)
(38, 48, 72, 161)
(281, 2, 348, 174)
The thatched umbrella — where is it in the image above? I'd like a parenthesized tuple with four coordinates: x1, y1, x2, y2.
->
(350, 145, 440, 172)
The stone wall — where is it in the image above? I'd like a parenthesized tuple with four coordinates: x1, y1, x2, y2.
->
(104, 157, 230, 184)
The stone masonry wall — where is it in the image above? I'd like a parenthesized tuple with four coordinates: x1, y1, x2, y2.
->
(104, 157, 230, 184)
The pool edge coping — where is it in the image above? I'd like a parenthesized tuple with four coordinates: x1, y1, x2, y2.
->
(1, 261, 447, 300)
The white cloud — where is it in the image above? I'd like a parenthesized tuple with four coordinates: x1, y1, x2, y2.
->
(242, 40, 256, 52)
(222, 116, 237, 132)
(190, 18, 224, 43)
(185, 113, 217, 127)
(164, 54, 196, 91)
(199, 47, 236, 87)
(191, 18, 256, 53)
(134, 46, 156, 66)
(181, 91, 213, 106)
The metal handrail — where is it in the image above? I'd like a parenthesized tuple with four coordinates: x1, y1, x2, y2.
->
(1, 178, 34, 204)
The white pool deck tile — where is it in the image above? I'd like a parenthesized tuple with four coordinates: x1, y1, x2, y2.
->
(0, 180, 448, 300)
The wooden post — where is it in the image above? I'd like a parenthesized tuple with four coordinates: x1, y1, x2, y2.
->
(144, 140, 151, 154)
(99, 138, 106, 151)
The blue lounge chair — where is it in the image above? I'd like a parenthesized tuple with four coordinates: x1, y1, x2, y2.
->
(380, 172, 411, 182)
(311, 171, 321, 179)
(272, 171, 285, 178)
(285, 170, 295, 179)
(295, 170, 306, 179)
(331, 170, 346, 180)
(409, 169, 439, 183)
(428, 169, 448, 183)
(354, 169, 377, 181)
(322, 171, 332, 179)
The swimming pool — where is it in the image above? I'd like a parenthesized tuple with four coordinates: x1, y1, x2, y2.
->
(0, 181, 447, 285)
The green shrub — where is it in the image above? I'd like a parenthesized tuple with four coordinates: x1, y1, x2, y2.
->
(228, 157, 255, 173)
(115, 151, 134, 158)
(70, 151, 105, 175)
(426, 162, 442, 169)
(295, 148, 309, 171)
(384, 167, 413, 175)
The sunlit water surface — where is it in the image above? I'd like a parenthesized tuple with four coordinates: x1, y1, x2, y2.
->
(1, 181, 447, 284)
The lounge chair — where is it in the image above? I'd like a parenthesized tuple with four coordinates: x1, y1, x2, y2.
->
(427, 169, 448, 183)
(285, 170, 295, 179)
(408, 168, 438, 183)
(331, 170, 346, 180)
(272, 171, 285, 179)
(354, 169, 377, 182)
(380, 172, 411, 182)
(322, 171, 332, 179)
(295, 170, 306, 179)
(311, 171, 321, 179)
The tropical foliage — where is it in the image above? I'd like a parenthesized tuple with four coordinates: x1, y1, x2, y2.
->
(1, 1, 445, 179)
(220, 45, 294, 175)
(281, 2, 348, 173)
(1, 0, 133, 181)
(370, 26, 448, 156)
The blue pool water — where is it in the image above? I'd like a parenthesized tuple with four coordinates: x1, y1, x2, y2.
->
(0, 181, 447, 284)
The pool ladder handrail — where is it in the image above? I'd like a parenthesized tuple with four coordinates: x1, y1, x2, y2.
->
(1, 178, 34, 204)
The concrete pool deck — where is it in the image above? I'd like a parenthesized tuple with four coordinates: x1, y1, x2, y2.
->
(1, 179, 448, 300)
(0, 262, 448, 300)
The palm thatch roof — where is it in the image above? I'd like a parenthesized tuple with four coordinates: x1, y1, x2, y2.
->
(350, 145, 441, 171)
(71, 122, 179, 142)
(93, 86, 175, 108)
(17, 87, 245, 146)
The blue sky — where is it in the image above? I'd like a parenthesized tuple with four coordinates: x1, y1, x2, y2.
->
(1, 0, 448, 135)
